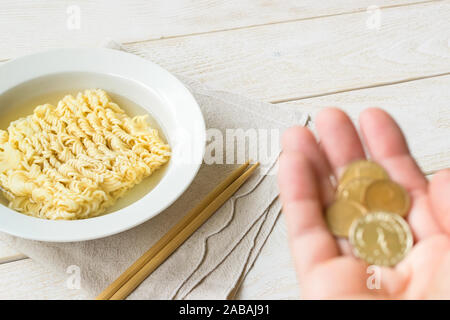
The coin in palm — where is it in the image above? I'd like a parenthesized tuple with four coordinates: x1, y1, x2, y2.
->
(349, 211, 413, 267)
(326, 200, 367, 238)
(364, 180, 410, 217)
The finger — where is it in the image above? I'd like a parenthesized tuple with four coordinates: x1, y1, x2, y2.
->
(282, 126, 335, 205)
(278, 151, 340, 282)
(359, 108, 440, 240)
(316, 108, 366, 178)
(429, 169, 450, 234)
(359, 108, 427, 196)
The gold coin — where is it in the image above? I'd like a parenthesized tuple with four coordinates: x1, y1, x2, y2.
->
(339, 160, 389, 186)
(337, 177, 375, 205)
(364, 180, 410, 217)
(349, 212, 413, 267)
(325, 200, 368, 238)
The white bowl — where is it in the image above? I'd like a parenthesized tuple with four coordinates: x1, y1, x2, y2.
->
(0, 48, 205, 242)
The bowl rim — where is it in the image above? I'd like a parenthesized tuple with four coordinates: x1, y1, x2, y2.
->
(0, 48, 206, 242)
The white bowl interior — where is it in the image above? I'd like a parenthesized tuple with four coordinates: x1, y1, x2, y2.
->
(0, 72, 173, 212)
(0, 49, 205, 242)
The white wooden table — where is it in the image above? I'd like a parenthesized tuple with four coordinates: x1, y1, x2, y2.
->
(0, 0, 449, 299)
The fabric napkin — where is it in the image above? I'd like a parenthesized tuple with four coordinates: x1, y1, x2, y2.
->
(0, 41, 308, 299)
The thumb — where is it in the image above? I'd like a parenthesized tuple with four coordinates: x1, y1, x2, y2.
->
(429, 169, 450, 234)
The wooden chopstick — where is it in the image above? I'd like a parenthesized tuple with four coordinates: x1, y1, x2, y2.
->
(108, 162, 259, 300)
(96, 160, 252, 300)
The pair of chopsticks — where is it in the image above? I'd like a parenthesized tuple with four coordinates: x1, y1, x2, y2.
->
(96, 160, 259, 300)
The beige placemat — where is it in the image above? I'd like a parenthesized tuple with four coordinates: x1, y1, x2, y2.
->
(0, 42, 308, 299)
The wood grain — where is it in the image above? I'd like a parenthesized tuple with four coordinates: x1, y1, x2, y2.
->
(285, 74, 450, 174)
(123, 1, 450, 103)
(0, 0, 431, 59)
(0, 259, 86, 299)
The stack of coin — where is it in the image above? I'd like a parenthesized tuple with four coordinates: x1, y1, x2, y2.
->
(325, 160, 413, 267)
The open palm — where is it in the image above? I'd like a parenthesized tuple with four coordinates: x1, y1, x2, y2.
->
(278, 108, 450, 299)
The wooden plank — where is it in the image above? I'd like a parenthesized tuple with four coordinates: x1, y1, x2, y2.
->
(0, 259, 85, 299)
(284, 74, 450, 174)
(0, 0, 435, 59)
(123, 1, 450, 103)
(0, 242, 26, 264)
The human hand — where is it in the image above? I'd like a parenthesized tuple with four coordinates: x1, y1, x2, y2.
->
(278, 107, 450, 299)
